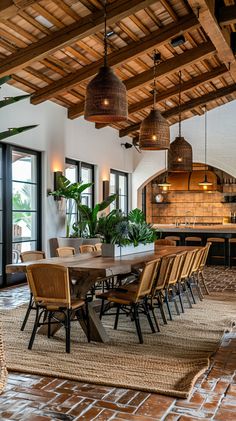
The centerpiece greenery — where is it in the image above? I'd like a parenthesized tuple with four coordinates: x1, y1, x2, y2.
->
(97, 208, 157, 256)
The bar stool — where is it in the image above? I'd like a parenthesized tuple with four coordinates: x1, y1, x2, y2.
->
(164, 236, 181, 245)
(206, 237, 227, 266)
(229, 238, 236, 267)
(185, 236, 202, 246)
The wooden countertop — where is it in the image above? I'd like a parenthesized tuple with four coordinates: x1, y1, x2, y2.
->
(154, 224, 236, 234)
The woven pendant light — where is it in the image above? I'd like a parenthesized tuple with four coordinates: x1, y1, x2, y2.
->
(84, 1, 128, 123)
(198, 105, 212, 189)
(139, 53, 170, 150)
(168, 71, 192, 172)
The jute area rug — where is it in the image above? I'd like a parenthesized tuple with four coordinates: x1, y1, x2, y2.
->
(1, 293, 236, 398)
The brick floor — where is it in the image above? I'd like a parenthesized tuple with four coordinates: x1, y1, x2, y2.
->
(0, 266, 235, 420)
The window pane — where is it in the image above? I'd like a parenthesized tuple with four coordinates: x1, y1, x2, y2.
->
(65, 163, 77, 183)
(12, 212, 37, 242)
(12, 241, 37, 256)
(12, 182, 37, 211)
(81, 166, 93, 194)
(119, 196, 127, 213)
(12, 151, 37, 183)
(110, 173, 116, 194)
(119, 175, 126, 195)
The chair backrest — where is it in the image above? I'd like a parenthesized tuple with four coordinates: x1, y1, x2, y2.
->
(191, 248, 205, 272)
(153, 254, 176, 292)
(20, 250, 45, 262)
(199, 242, 211, 270)
(94, 243, 102, 252)
(134, 259, 160, 301)
(155, 239, 176, 246)
(166, 252, 186, 286)
(79, 245, 95, 253)
(56, 247, 75, 257)
(26, 264, 71, 307)
(179, 249, 197, 279)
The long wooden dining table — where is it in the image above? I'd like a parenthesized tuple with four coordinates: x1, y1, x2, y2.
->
(5, 246, 197, 343)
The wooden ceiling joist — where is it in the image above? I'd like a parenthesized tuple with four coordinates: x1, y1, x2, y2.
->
(119, 83, 236, 137)
(0, 0, 40, 20)
(96, 64, 227, 128)
(68, 41, 215, 119)
(0, 0, 158, 77)
(187, 0, 236, 83)
(31, 14, 199, 105)
(218, 6, 236, 26)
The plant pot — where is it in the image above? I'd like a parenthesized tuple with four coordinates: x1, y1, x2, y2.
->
(83, 238, 101, 246)
(101, 243, 155, 257)
(57, 237, 84, 254)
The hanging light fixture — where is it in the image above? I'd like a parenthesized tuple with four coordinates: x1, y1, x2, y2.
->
(139, 52, 170, 150)
(198, 105, 213, 189)
(84, 0, 128, 123)
(158, 150, 171, 190)
(168, 71, 192, 172)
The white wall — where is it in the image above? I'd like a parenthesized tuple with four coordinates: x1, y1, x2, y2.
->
(0, 84, 133, 253)
(132, 101, 236, 207)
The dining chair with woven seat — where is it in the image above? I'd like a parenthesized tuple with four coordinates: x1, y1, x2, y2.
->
(56, 247, 75, 257)
(196, 242, 211, 295)
(94, 243, 102, 252)
(187, 248, 205, 302)
(150, 254, 176, 328)
(98, 259, 160, 343)
(178, 249, 198, 310)
(26, 263, 90, 353)
(163, 252, 187, 320)
(79, 245, 95, 253)
(20, 250, 46, 331)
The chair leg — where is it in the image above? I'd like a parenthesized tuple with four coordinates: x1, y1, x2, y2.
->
(133, 304, 143, 344)
(199, 272, 210, 295)
(85, 300, 90, 343)
(65, 309, 71, 354)
(143, 299, 156, 333)
(28, 306, 40, 350)
(114, 305, 120, 330)
(48, 312, 52, 338)
(99, 298, 105, 320)
(177, 282, 184, 313)
(188, 279, 196, 304)
(164, 289, 173, 321)
(21, 292, 34, 331)
(150, 297, 162, 330)
(183, 281, 193, 308)
(172, 287, 180, 316)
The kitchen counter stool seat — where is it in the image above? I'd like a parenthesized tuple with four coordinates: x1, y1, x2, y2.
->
(206, 237, 227, 266)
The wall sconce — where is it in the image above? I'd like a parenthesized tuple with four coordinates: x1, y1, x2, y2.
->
(103, 180, 110, 200)
(54, 171, 63, 200)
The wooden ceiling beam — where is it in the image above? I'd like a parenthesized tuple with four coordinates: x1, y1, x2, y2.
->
(96, 64, 227, 128)
(0, 0, 158, 77)
(119, 83, 236, 137)
(68, 41, 215, 119)
(218, 5, 236, 26)
(187, 0, 236, 83)
(31, 14, 199, 105)
(0, 1, 40, 20)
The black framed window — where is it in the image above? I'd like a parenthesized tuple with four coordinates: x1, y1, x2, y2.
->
(65, 159, 95, 235)
(0, 143, 41, 288)
(110, 169, 128, 214)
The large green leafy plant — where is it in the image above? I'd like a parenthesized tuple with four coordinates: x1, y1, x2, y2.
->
(97, 208, 157, 247)
(0, 76, 38, 139)
(49, 175, 92, 237)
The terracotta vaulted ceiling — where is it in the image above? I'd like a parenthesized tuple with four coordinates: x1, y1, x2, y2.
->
(1, 0, 236, 139)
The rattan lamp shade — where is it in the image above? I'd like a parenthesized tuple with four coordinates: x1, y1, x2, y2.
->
(139, 109, 170, 150)
(168, 136, 193, 172)
(84, 66, 128, 123)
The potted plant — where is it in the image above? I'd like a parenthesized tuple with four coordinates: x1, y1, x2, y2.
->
(97, 208, 157, 257)
(49, 175, 93, 252)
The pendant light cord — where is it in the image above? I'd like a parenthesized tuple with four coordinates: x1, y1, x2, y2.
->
(178, 70, 182, 138)
(104, 0, 108, 66)
(153, 51, 157, 110)
(204, 105, 207, 176)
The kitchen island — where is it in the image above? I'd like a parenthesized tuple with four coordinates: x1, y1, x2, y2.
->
(154, 224, 236, 265)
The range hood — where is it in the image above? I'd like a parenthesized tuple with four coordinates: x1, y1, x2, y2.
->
(167, 170, 218, 191)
